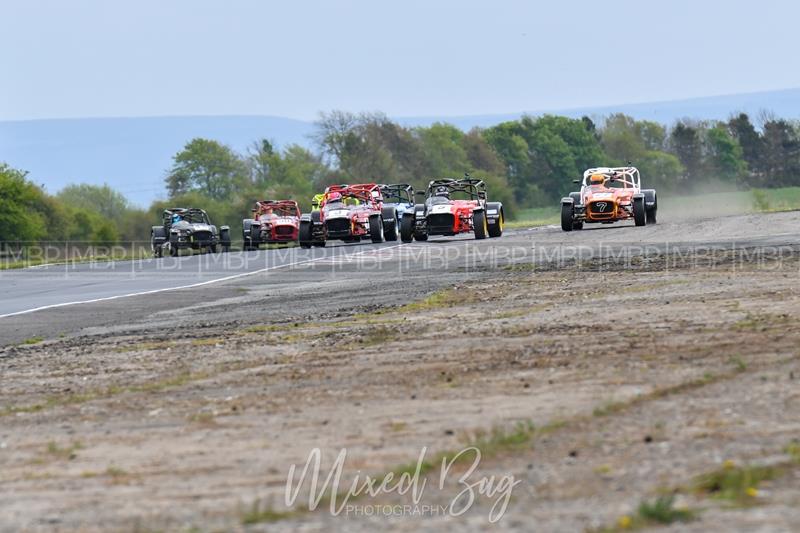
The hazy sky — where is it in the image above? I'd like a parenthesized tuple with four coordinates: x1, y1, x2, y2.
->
(2, 0, 799, 121)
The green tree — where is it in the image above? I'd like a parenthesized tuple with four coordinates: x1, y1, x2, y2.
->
(669, 121, 704, 183)
(728, 113, 763, 180)
(165, 138, 247, 199)
(0, 163, 47, 243)
(705, 125, 747, 184)
(761, 119, 800, 186)
(57, 183, 130, 219)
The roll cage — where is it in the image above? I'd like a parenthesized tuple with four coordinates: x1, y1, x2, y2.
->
(322, 183, 383, 208)
(379, 183, 414, 204)
(581, 167, 641, 190)
(252, 200, 300, 218)
(425, 176, 487, 202)
(162, 208, 210, 229)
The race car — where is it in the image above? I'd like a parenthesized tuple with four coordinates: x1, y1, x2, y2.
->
(400, 175, 504, 242)
(560, 166, 657, 231)
(378, 183, 415, 241)
(242, 200, 301, 250)
(151, 208, 231, 257)
(298, 183, 386, 248)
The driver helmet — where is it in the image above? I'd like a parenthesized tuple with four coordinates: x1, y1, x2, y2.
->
(435, 186, 450, 198)
(171, 213, 182, 224)
(327, 191, 343, 203)
(589, 174, 605, 185)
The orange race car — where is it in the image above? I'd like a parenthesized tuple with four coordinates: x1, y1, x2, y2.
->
(560, 166, 657, 231)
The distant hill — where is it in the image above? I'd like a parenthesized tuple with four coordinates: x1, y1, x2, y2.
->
(2, 88, 799, 207)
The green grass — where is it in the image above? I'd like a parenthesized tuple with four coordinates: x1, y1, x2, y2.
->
(239, 500, 296, 524)
(21, 336, 44, 345)
(693, 462, 776, 504)
(598, 495, 696, 532)
(396, 287, 480, 312)
(636, 495, 695, 524)
(0, 251, 144, 270)
(507, 206, 560, 228)
(46, 440, 83, 460)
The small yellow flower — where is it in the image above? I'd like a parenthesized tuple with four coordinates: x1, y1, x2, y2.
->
(723, 459, 736, 469)
(618, 515, 632, 529)
(746, 487, 758, 497)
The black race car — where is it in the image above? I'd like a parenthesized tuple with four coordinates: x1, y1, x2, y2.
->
(151, 208, 231, 257)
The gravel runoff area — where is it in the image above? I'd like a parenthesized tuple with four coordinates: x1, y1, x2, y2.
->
(1, 210, 799, 532)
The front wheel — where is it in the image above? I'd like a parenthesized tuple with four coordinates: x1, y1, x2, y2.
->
(633, 197, 647, 227)
(561, 203, 575, 232)
(400, 214, 414, 243)
(298, 221, 313, 249)
(369, 215, 384, 243)
(382, 208, 398, 241)
(474, 210, 488, 239)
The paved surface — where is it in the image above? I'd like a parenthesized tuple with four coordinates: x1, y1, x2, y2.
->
(1, 211, 799, 346)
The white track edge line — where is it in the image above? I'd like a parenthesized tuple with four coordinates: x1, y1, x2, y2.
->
(0, 244, 404, 319)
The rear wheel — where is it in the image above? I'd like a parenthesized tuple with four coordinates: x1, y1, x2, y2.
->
(414, 231, 428, 241)
(170, 243, 179, 257)
(488, 210, 504, 238)
(561, 203, 574, 232)
(299, 221, 313, 249)
(369, 215, 384, 243)
(400, 213, 414, 243)
(220, 229, 231, 252)
(209, 244, 217, 253)
(633, 197, 647, 227)
(474, 210, 488, 239)
(646, 206, 657, 225)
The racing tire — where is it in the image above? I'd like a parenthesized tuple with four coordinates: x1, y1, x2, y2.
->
(561, 203, 574, 232)
(573, 221, 584, 230)
(646, 206, 657, 225)
(487, 208, 504, 238)
(369, 215, 385, 243)
(400, 213, 414, 243)
(170, 243, 179, 257)
(414, 232, 428, 242)
(298, 221, 313, 249)
(313, 241, 326, 247)
(209, 244, 217, 253)
(383, 211, 400, 242)
(633, 197, 647, 227)
(474, 210, 488, 240)
(220, 229, 231, 252)
(151, 227, 166, 258)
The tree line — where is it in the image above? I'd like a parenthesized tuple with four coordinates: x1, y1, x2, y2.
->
(2, 111, 799, 244)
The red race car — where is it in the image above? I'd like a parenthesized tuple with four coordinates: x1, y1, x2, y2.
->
(400, 176, 504, 242)
(242, 200, 301, 249)
(298, 184, 387, 247)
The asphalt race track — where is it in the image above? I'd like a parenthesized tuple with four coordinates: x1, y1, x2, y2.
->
(1, 211, 799, 346)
